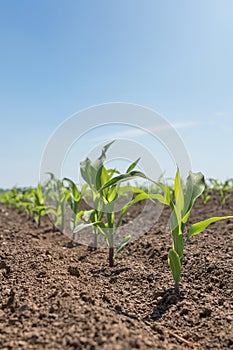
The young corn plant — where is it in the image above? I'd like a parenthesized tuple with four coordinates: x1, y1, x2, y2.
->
(102, 168, 233, 291)
(20, 188, 34, 219)
(21, 185, 46, 226)
(75, 141, 147, 266)
(0, 186, 46, 226)
(209, 178, 233, 206)
(0, 187, 25, 212)
(201, 190, 211, 205)
(201, 180, 211, 205)
(62, 178, 87, 236)
(78, 141, 116, 250)
(155, 170, 233, 293)
(44, 173, 70, 232)
(30, 184, 47, 227)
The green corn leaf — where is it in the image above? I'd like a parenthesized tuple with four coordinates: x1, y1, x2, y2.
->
(79, 158, 89, 184)
(75, 210, 85, 221)
(80, 158, 97, 188)
(80, 141, 115, 190)
(100, 170, 149, 191)
(95, 165, 104, 191)
(172, 230, 183, 258)
(115, 235, 131, 255)
(60, 188, 70, 203)
(149, 193, 167, 204)
(118, 185, 145, 195)
(187, 216, 233, 241)
(73, 221, 103, 233)
(106, 186, 118, 203)
(107, 168, 120, 177)
(93, 221, 108, 236)
(101, 166, 111, 188)
(63, 178, 82, 202)
(170, 201, 183, 239)
(34, 184, 44, 206)
(46, 207, 59, 216)
(155, 183, 171, 205)
(168, 249, 181, 285)
(126, 158, 140, 173)
(182, 171, 205, 223)
(148, 191, 173, 205)
(92, 140, 115, 171)
(82, 209, 95, 222)
(34, 205, 46, 214)
(174, 169, 184, 215)
(81, 183, 88, 196)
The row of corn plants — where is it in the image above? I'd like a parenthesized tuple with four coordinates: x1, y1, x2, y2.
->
(201, 178, 233, 205)
(1, 141, 232, 294)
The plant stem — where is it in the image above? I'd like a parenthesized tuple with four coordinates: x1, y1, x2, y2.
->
(107, 212, 115, 267)
(60, 206, 64, 233)
(109, 246, 114, 267)
(175, 281, 180, 294)
(93, 232, 98, 250)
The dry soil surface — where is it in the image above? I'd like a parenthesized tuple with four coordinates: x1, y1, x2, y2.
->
(0, 193, 233, 349)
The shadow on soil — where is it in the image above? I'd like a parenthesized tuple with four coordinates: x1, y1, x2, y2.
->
(150, 288, 182, 320)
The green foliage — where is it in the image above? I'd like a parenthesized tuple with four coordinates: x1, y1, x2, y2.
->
(201, 178, 233, 206)
(154, 169, 233, 292)
(29, 184, 46, 226)
(62, 178, 87, 232)
(1, 151, 232, 294)
(75, 141, 146, 266)
(168, 249, 181, 291)
(208, 178, 233, 206)
(43, 174, 70, 232)
(0, 185, 47, 226)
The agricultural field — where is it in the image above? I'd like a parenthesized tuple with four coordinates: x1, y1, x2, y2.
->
(2, 0, 233, 348)
(0, 144, 233, 350)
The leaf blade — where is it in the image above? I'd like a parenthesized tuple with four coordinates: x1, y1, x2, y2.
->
(168, 249, 181, 285)
(115, 235, 131, 255)
(187, 216, 233, 240)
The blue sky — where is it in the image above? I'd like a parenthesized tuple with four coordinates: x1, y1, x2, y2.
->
(1, 0, 233, 188)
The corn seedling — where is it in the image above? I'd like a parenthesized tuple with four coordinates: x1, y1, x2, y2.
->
(102, 168, 233, 291)
(0, 187, 25, 212)
(153, 170, 233, 293)
(62, 178, 87, 235)
(78, 141, 116, 250)
(209, 178, 233, 206)
(29, 184, 46, 227)
(44, 173, 70, 232)
(0, 186, 47, 227)
(75, 141, 147, 266)
(201, 187, 211, 204)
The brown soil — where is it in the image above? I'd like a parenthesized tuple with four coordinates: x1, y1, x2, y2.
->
(0, 193, 233, 350)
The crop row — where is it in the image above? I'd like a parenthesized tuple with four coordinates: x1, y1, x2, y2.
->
(1, 141, 232, 294)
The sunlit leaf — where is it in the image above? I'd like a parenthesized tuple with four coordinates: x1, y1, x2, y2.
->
(115, 235, 131, 255)
(126, 158, 140, 173)
(168, 249, 181, 285)
(187, 216, 233, 241)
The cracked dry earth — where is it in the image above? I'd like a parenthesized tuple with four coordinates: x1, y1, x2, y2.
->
(0, 193, 233, 350)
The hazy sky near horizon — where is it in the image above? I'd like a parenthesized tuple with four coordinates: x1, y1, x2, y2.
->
(1, 0, 233, 188)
